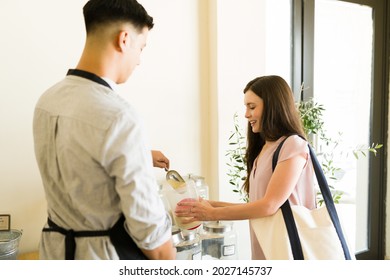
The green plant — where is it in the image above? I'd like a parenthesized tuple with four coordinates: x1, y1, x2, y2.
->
(297, 98, 383, 205)
(297, 98, 325, 137)
(226, 113, 248, 202)
(298, 98, 340, 204)
(353, 143, 383, 159)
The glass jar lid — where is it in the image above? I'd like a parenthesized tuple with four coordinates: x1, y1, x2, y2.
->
(203, 221, 233, 233)
(175, 231, 200, 251)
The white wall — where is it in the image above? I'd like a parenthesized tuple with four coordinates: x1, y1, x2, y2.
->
(0, 0, 87, 254)
(122, 0, 203, 180)
(0, 0, 203, 255)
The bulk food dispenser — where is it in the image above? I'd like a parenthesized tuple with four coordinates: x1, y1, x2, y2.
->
(199, 221, 238, 260)
(171, 227, 202, 260)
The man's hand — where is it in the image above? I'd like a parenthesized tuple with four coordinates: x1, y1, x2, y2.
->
(151, 150, 170, 170)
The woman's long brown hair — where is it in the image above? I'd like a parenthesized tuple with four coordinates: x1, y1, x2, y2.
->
(242, 75, 305, 194)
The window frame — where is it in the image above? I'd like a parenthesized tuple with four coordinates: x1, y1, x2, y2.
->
(291, 0, 389, 259)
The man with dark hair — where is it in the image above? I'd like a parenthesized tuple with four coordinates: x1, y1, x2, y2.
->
(33, 0, 175, 260)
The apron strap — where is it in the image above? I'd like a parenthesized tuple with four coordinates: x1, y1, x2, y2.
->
(43, 219, 110, 260)
(42, 215, 148, 260)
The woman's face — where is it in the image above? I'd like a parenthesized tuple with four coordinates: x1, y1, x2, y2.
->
(244, 90, 264, 133)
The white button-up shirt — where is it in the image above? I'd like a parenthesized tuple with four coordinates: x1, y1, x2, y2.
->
(33, 73, 171, 259)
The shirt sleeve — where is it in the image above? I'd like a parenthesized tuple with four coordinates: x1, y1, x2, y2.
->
(277, 135, 315, 209)
(277, 135, 309, 165)
(99, 108, 171, 250)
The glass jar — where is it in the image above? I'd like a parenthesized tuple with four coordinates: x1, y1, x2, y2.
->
(186, 174, 209, 200)
(173, 230, 202, 260)
(163, 180, 201, 230)
(200, 221, 238, 260)
(158, 182, 175, 227)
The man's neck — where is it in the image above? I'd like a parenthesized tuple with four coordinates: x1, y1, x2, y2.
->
(76, 43, 119, 83)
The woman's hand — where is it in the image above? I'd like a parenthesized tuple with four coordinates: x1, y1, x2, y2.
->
(174, 197, 216, 222)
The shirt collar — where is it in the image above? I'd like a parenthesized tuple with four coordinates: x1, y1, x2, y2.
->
(102, 77, 118, 92)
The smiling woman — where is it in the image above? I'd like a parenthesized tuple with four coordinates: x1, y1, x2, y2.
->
(175, 75, 315, 260)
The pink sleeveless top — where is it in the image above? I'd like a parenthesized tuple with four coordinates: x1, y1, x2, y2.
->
(249, 135, 316, 259)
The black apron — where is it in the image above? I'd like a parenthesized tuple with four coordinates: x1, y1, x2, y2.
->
(42, 69, 148, 260)
(43, 215, 147, 260)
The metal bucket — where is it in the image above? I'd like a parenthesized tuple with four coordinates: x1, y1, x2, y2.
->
(0, 230, 22, 260)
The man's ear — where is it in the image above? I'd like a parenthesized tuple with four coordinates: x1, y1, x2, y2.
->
(117, 30, 131, 51)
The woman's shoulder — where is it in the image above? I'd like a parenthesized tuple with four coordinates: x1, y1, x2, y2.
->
(278, 135, 309, 159)
(284, 134, 308, 146)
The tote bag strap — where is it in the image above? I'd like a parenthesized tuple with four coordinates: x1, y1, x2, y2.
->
(272, 135, 352, 260)
(273, 136, 304, 260)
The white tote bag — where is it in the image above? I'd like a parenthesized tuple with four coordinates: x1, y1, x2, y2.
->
(251, 205, 352, 259)
(251, 135, 354, 260)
